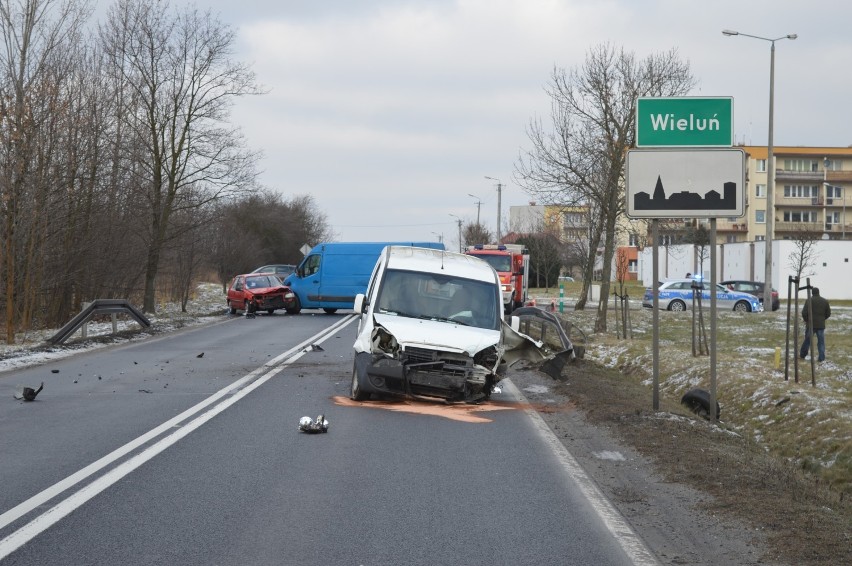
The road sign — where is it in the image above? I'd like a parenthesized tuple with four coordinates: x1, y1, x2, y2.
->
(626, 148, 745, 218)
(636, 97, 733, 147)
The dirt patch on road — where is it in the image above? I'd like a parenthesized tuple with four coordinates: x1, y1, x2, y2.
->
(547, 358, 850, 566)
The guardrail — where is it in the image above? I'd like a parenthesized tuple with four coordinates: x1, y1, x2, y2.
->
(48, 299, 151, 345)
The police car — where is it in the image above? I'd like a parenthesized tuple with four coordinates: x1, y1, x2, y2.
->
(642, 278, 763, 312)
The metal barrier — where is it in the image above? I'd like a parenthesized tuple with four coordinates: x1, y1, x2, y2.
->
(48, 300, 151, 345)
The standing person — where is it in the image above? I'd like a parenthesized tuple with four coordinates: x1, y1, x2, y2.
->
(800, 287, 831, 362)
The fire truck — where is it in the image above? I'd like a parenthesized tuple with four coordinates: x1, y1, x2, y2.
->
(465, 244, 529, 314)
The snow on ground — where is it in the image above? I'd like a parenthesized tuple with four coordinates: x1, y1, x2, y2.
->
(0, 283, 226, 374)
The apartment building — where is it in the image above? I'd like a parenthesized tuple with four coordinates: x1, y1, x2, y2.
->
(743, 145, 852, 241)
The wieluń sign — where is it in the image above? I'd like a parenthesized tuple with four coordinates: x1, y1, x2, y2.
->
(636, 97, 733, 147)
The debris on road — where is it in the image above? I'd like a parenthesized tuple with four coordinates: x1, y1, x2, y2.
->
(14, 382, 43, 401)
(298, 414, 329, 434)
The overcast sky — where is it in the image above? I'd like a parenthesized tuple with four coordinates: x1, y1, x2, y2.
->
(186, 0, 852, 247)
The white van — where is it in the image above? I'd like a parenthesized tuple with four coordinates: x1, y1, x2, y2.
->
(351, 246, 567, 403)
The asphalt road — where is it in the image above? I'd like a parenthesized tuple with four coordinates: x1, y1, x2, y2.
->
(1, 312, 655, 565)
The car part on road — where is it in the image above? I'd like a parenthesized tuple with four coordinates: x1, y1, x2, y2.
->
(298, 415, 329, 433)
(13, 382, 43, 401)
(680, 388, 721, 420)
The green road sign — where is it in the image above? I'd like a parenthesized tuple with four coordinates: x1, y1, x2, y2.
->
(636, 97, 733, 147)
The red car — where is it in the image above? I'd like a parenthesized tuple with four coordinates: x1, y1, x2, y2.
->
(226, 273, 298, 315)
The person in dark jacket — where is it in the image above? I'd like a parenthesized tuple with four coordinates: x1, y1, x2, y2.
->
(799, 287, 831, 362)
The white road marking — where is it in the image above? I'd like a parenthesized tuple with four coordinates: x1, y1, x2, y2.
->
(0, 315, 356, 560)
(502, 379, 660, 566)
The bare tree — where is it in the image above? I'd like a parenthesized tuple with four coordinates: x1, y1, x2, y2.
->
(787, 226, 822, 282)
(515, 44, 694, 332)
(462, 222, 492, 248)
(100, 0, 263, 312)
(209, 192, 331, 289)
(0, 0, 90, 341)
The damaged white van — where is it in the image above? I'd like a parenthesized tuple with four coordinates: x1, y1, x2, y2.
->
(351, 246, 568, 403)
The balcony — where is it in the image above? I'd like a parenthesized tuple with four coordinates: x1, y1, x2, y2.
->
(826, 170, 852, 183)
(774, 221, 823, 233)
(775, 170, 823, 182)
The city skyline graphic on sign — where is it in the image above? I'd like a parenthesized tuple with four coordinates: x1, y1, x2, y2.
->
(633, 175, 737, 211)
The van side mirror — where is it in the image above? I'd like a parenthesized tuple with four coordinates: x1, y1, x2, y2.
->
(354, 293, 367, 314)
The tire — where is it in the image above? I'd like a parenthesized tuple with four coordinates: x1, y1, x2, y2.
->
(680, 388, 721, 420)
(285, 295, 301, 314)
(668, 299, 686, 312)
(267, 308, 275, 315)
(244, 299, 255, 314)
(228, 301, 237, 315)
(351, 365, 370, 401)
(323, 308, 338, 314)
(733, 301, 750, 313)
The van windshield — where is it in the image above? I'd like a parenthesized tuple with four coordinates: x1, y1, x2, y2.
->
(375, 269, 499, 330)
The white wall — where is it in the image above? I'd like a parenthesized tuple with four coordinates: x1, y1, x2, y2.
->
(639, 240, 852, 300)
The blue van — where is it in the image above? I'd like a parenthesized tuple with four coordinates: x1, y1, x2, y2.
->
(283, 242, 445, 314)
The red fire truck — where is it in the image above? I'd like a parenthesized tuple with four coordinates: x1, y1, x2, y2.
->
(465, 244, 529, 313)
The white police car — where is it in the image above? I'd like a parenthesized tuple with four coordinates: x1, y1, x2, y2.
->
(642, 278, 763, 313)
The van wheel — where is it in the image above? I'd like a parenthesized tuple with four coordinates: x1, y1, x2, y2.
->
(285, 295, 301, 314)
(351, 366, 370, 401)
(323, 308, 338, 314)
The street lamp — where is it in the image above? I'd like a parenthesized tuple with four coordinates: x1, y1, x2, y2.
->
(431, 231, 443, 244)
(484, 176, 502, 242)
(449, 214, 463, 252)
(467, 193, 482, 225)
(722, 29, 796, 304)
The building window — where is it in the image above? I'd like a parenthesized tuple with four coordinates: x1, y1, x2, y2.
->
(628, 232, 640, 247)
(726, 234, 738, 243)
(783, 185, 819, 198)
(783, 159, 819, 172)
(755, 184, 766, 198)
(783, 210, 818, 223)
(827, 185, 842, 199)
(756, 159, 767, 172)
(756, 235, 765, 241)
(755, 210, 766, 224)
(628, 260, 638, 273)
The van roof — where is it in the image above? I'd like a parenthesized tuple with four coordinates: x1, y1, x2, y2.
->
(385, 246, 496, 283)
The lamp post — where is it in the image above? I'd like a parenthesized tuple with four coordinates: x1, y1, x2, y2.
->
(431, 231, 443, 244)
(449, 214, 463, 252)
(467, 193, 482, 225)
(484, 176, 502, 242)
(722, 29, 796, 307)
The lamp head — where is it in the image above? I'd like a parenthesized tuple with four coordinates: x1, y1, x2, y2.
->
(787, 34, 798, 40)
(722, 29, 738, 36)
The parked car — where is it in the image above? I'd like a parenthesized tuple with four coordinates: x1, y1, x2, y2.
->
(351, 246, 571, 403)
(721, 280, 780, 311)
(251, 264, 296, 278)
(226, 273, 298, 315)
(642, 279, 762, 313)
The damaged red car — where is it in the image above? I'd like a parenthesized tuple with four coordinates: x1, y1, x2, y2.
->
(226, 273, 298, 315)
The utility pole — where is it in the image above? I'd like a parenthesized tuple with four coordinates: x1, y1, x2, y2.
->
(484, 176, 502, 242)
(467, 193, 482, 225)
(449, 214, 463, 252)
